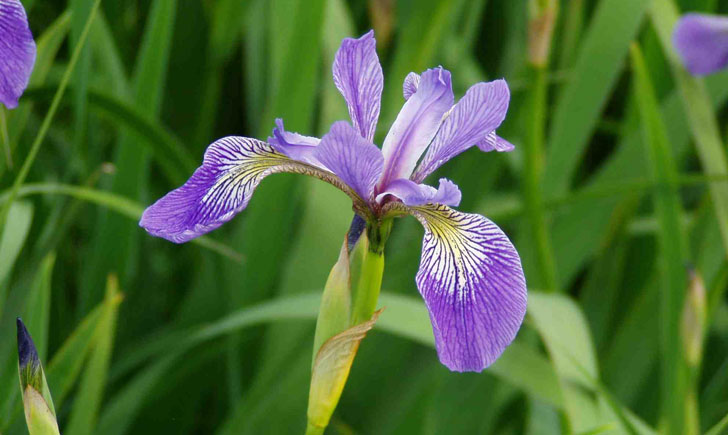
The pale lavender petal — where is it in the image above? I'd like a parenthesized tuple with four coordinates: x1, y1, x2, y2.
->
(413, 80, 510, 183)
(403, 72, 420, 100)
(409, 204, 527, 372)
(673, 13, 728, 76)
(333, 30, 383, 141)
(267, 118, 324, 168)
(476, 131, 515, 152)
(376, 178, 461, 207)
(0, 0, 36, 109)
(140, 137, 296, 243)
(314, 121, 384, 201)
(378, 67, 454, 188)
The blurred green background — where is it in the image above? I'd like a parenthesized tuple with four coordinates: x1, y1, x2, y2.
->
(2, 0, 728, 433)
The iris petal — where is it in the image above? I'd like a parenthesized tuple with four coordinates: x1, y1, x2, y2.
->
(402, 72, 420, 100)
(140, 136, 363, 243)
(376, 178, 461, 207)
(315, 121, 384, 202)
(333, 30, 383, 142)
(476, 131, 515, 153)
(408, 204, 527, 372)
(673, 13, 728, 76)
(268, 118, 324, 168)
(0, 0, 36, 109)
(378, 67, 454, 188)
(413, 79, 510, 183)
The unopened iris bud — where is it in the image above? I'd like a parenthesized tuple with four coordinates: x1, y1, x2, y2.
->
(528, 0, 558, 67)
(17, 318, 59, 435)
(682, 268, 707, 368)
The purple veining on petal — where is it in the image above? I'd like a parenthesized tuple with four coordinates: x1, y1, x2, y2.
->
(0, 0, 36, 109)
(410, 205, 527, 372)
(332, 30, 383, 142)
(140, 137, 288, 243)
(413, 79, 510, 183)
(673, 13, 728, 76)
(267, 118, 324, 168)
(376, 178, 460, 207)
(314, 121, 384, 201)
(378, 67, 454, 189)
(476, 131, 514, 152)
(403, 72, 420, 100)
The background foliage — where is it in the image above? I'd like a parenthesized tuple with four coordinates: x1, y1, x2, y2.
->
(2, 0, 728, 433)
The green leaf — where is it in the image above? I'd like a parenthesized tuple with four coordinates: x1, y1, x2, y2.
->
(65, 275, 123, 435)
(0, 201, 33, 295)
(543, 0, 651, 196)
(631, 42, 691, 435)
(649, 0, 728, 260)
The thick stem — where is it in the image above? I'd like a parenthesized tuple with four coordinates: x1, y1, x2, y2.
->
(351, 219, 391, 324)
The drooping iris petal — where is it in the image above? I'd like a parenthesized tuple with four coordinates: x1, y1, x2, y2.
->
(402, 72, 420, 100)
(267, 118, 324, 168)
(476, 131, 515, 152)
(376, 178, 461, 207)
(315, 121, 384, 201)
(333, 30, 383, 142)
(408, 204, 527, 372)
(378, 67, 454, 188)
(0, 0, 36, 109)
(140, 136, 360, 243)
(673, 13, 728, 76)
(413, 80, 510, 183)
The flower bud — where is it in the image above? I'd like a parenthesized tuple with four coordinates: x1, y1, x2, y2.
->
(17, 318, 59, 435)
(528, 0, 559, 67)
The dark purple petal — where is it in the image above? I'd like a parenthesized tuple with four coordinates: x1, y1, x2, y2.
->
(402, 72, 420, 100)
(314, 121, 384, 201)
(332, 30, 383, 142)
(413, 79, 510, 183)
(140, 137, 296, 243)
(409, 204, 527, 372)
(378, 67, 454, 188)
(0, 0, 36, 109)
(673, 13, 728, 76)
(267, 118, 324, 168)
(376, 178, 461, 207)
(476, 131, 515, 152)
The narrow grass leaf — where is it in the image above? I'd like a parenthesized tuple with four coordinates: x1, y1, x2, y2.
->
(631, 43, 690, 435)
(65, 275, 123, 435)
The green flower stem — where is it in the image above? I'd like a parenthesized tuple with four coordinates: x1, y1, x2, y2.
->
(351, 219, 391, 325)
(305, 421, 324, 435)
(523, 64, 559, 292)
(0, 107, 11, 169)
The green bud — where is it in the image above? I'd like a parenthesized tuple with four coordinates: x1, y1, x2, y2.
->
(528, 0, 558, 67)
(682, 268, 706, 368)
(312, 241, 352, 365)
(17, 318, 59, 435)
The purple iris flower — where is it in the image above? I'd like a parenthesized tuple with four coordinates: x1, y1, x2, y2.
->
(140, 31, 526, 372)
(673, 13, 728, 76)
(0, 0, 36, 109)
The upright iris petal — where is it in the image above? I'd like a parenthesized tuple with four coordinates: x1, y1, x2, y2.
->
(413, 80, 510, 183)
(409, 204, 527, 372)
(333, 30, 383, 142)
(673, 13, 728, 76)
(0, 0, 36, 109)
(315, 121, 383, 202)
(378, 67, 453, 189)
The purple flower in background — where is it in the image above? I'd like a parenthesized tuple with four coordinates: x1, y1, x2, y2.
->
(673, 13, 728, 76)
(140, 31, 526, 372)
(0, 0, 36, 109)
